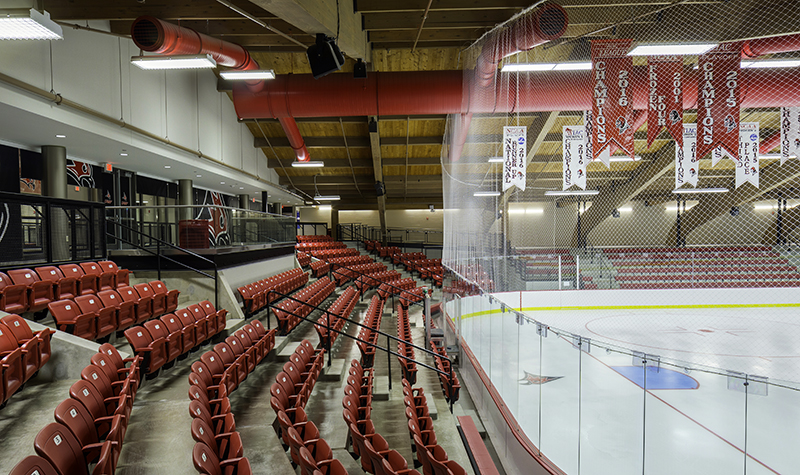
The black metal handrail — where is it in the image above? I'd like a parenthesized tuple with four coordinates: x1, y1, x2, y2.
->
(264, 285, 457, 411)
(324, 260, 427, 309)
(106, 218, 219, 308)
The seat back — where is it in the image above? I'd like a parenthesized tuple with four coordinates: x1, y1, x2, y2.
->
(8, 455, 60, 475)
(79, 262, 103, 277)
(33, 423, 89, 475)
(53, 397, 101, 447)
(192, 442, 222, 475)
(0, 314, 34, 342)
(7, 268, 40, 287)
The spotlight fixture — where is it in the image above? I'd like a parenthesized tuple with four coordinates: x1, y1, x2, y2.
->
(291, 161, 325, 168)
(628, 43, 717, 56)
(544, 190, 600, 196)
(131, 54, 217, 70)
(0, 8, 62, 40)
(55, 134, 66, 138)
(219, 69, 276, 80)
(673, 187, 728, 194)
(473, 191, 501, 197)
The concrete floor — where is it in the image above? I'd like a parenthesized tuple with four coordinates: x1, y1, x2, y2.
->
(0, 258, 500, 475)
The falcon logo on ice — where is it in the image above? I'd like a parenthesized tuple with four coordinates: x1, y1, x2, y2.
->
(519, 371, 562, 385)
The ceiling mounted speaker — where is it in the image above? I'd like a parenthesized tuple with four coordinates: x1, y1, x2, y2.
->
(307, 33, 344, 79)
(354, 58, 367, 78)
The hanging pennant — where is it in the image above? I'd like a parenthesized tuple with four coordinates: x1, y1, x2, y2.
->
(675, 124, 698, 189)
(591, 39, 635, 165)
(584, 110, 609, 165)
(503, 126, 527, 191)
(697, 43, 742, 164)
(563, 126, 587, 190)
(781, 107, 800, 166)
(736, 122, 759, 189)
(647, 55, 684, 148)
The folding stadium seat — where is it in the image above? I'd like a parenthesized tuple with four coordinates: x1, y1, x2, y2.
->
(90, 352, 138, 396)
(201, 300, 227, 333)
(426, 453, 466, 475)
(80, 262, 115, 292)
(0, 328, 24, 404)
(286, 425, 334, 468)
(189, 362, 225, 400)
(178, 307, 207, 345)
(7, 269, 53, 314)
(275, 408, 318, 450)
(0, 321, 36, 383)
(97, 343, 141, 387)
(142, 319, 182, 364)
(237, 285, 256, 314)
(161, 313, 193, 356)
(231, 331, 258, 371)
(1, 314, 51, 371)
(97, 289, 136, 331)
(36, 266, 78, 301)
(59, 264, 98, 296)
(135, 283, 165, 317)
(213, 343, 247, 388)
(189, 384, 230, 417)
(298, 446, 347, 475)
(201, 350, 240, 391)
(117, 285, 152, 324)
(411, 435, 450, 475)
(98, 260, 130, 288)
(33, 422, 112, 475)
(69, 379, 130, 432)
(53, 398, 125, 474)
(188, 303, 215, 340)
(8, 455, 60, 475)
(149, 280, 179, 313)
(175, 308, 200, 349)
(123, 326, 168, 376)
(47, 300, 97, 340)
(193, 441, 252, 475)
(189, 399, 236, 436)
(241, 323, 268, 362)
(191, 417, 244, 460)
(80, 365, 131, 414)
(74, 295, 117, 340)
(0, 271, 28, 314)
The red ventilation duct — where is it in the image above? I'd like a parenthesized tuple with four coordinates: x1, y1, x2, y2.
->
(130, 15, 311, 162)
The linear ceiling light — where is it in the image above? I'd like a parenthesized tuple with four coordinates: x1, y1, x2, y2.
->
(487, 157, 504, 163)
(473, 191, 501, 197)
(501, 63, 555, 72)
(741, 60, 800, 69)
(628, 43, 717, 56)
(314, 195, 340, 201)
(131, 54, 217, 70)
(544, 190, 600, 196)
(292, 161, 324, 167)
(673, 187, 728, 194)
(0, 8, 62, 40)
(554, 62, 592, 70)
(220, 69, 276, 80)
(609, 155, 642, 162)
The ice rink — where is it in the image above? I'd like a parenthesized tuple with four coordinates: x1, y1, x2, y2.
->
(454, 300, 800, 475)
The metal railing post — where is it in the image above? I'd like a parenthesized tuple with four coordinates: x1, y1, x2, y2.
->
(157, 240, 162, 281)
(387, 333, 392, 390)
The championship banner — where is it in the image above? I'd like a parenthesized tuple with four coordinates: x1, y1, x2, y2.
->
(675, 124, 698, 189)
(584, 110, 609, 165)
(563, 126, 587, 191)
(503, 126, 527, 192)
(591, 39, 635, 164)
(696, 43, 742, 163)
(781, 107, 800, 166)
(647, 55, 684, 149)
(736, 122, 759, 189)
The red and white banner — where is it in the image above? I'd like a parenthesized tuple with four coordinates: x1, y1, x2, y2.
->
(781, 107, 800, 166)
(563, 126, 587, 191)
(675, 124, 698, 189)
(591, 39, 635, 163)
(736, 122, 759, 189)
(696, 43, 742, 162)
(584, 110, 609, 166)
(503, 126, 527, 191)
(647, 55, 684, 149)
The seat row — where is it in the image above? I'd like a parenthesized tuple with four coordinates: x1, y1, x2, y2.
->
(0, 261, 129, 316)
(429, 341, 460, 404)
(363, 240, 381, 252)
(297, 235, 333, 243)
(0, 314, 52, 408)
(273, 277, 336, 335)
(47, 280, 179, 342)
(357, 296, 385, 368)
(328, 255, 374, 267)
(333, 262, 387, 286)
(296, 241, 347, 252)
(297, 251, 311, 267)
(355, 270, 402, 294)
(402, 378, 466, 475)
(9, 343, 141, 475)
(392, 252, 426, 267)
(396, 304, 417, 386)
(343, 359, 420, 475)
(312, 248, 361, 260)
(314, 286, 360, 349)
(188, 319, 277, 475)
(378, 246, 401, 259)
(124, 300, 227, 376)
(310, 259, 331, 278)
(376, 278, 417, 301)
(406, 259, 441, 274)
(237, 268, 308, 316)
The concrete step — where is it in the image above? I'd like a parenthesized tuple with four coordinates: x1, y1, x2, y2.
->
(322, 358, 346, 381)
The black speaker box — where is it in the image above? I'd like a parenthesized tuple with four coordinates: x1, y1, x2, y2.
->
(307, 33, 345, 79)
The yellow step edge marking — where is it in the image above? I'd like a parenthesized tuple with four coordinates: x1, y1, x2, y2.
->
(458, 303, 800, 320)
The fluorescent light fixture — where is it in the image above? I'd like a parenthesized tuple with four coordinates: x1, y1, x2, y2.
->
(487, 157, 504, 163)
(220, 69, 276, 80)
(617, 206, 633, 212)
(195, 174, 202, 177)
(318, 205, 332, 211)
(665, 200, 698, 212)
(741, 60, 800, 69)
(508, 208, 525, 214)
(164, 165, 171, 169)
(0, 8, 62, 40)
(239, 187, 244, 190)
(131, 54, 217, 70)
(673, 187, 728, 194)
(544, 190, 600, 196)
(526, 208, 544, 214)
(553, 62, 592, 71)
(759, 154, 797, 160)
(609, 155, 642, 162)
(314, 195, 340, 201)
(292, 161, 325, 168)
(55, 134, 66, 138)
(501, 63, 555, 72)
(220, 181, 225, 185)
(120, 153, 128, 157)
(628, 43, 717, 56)
(473, 191, 501, 197)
